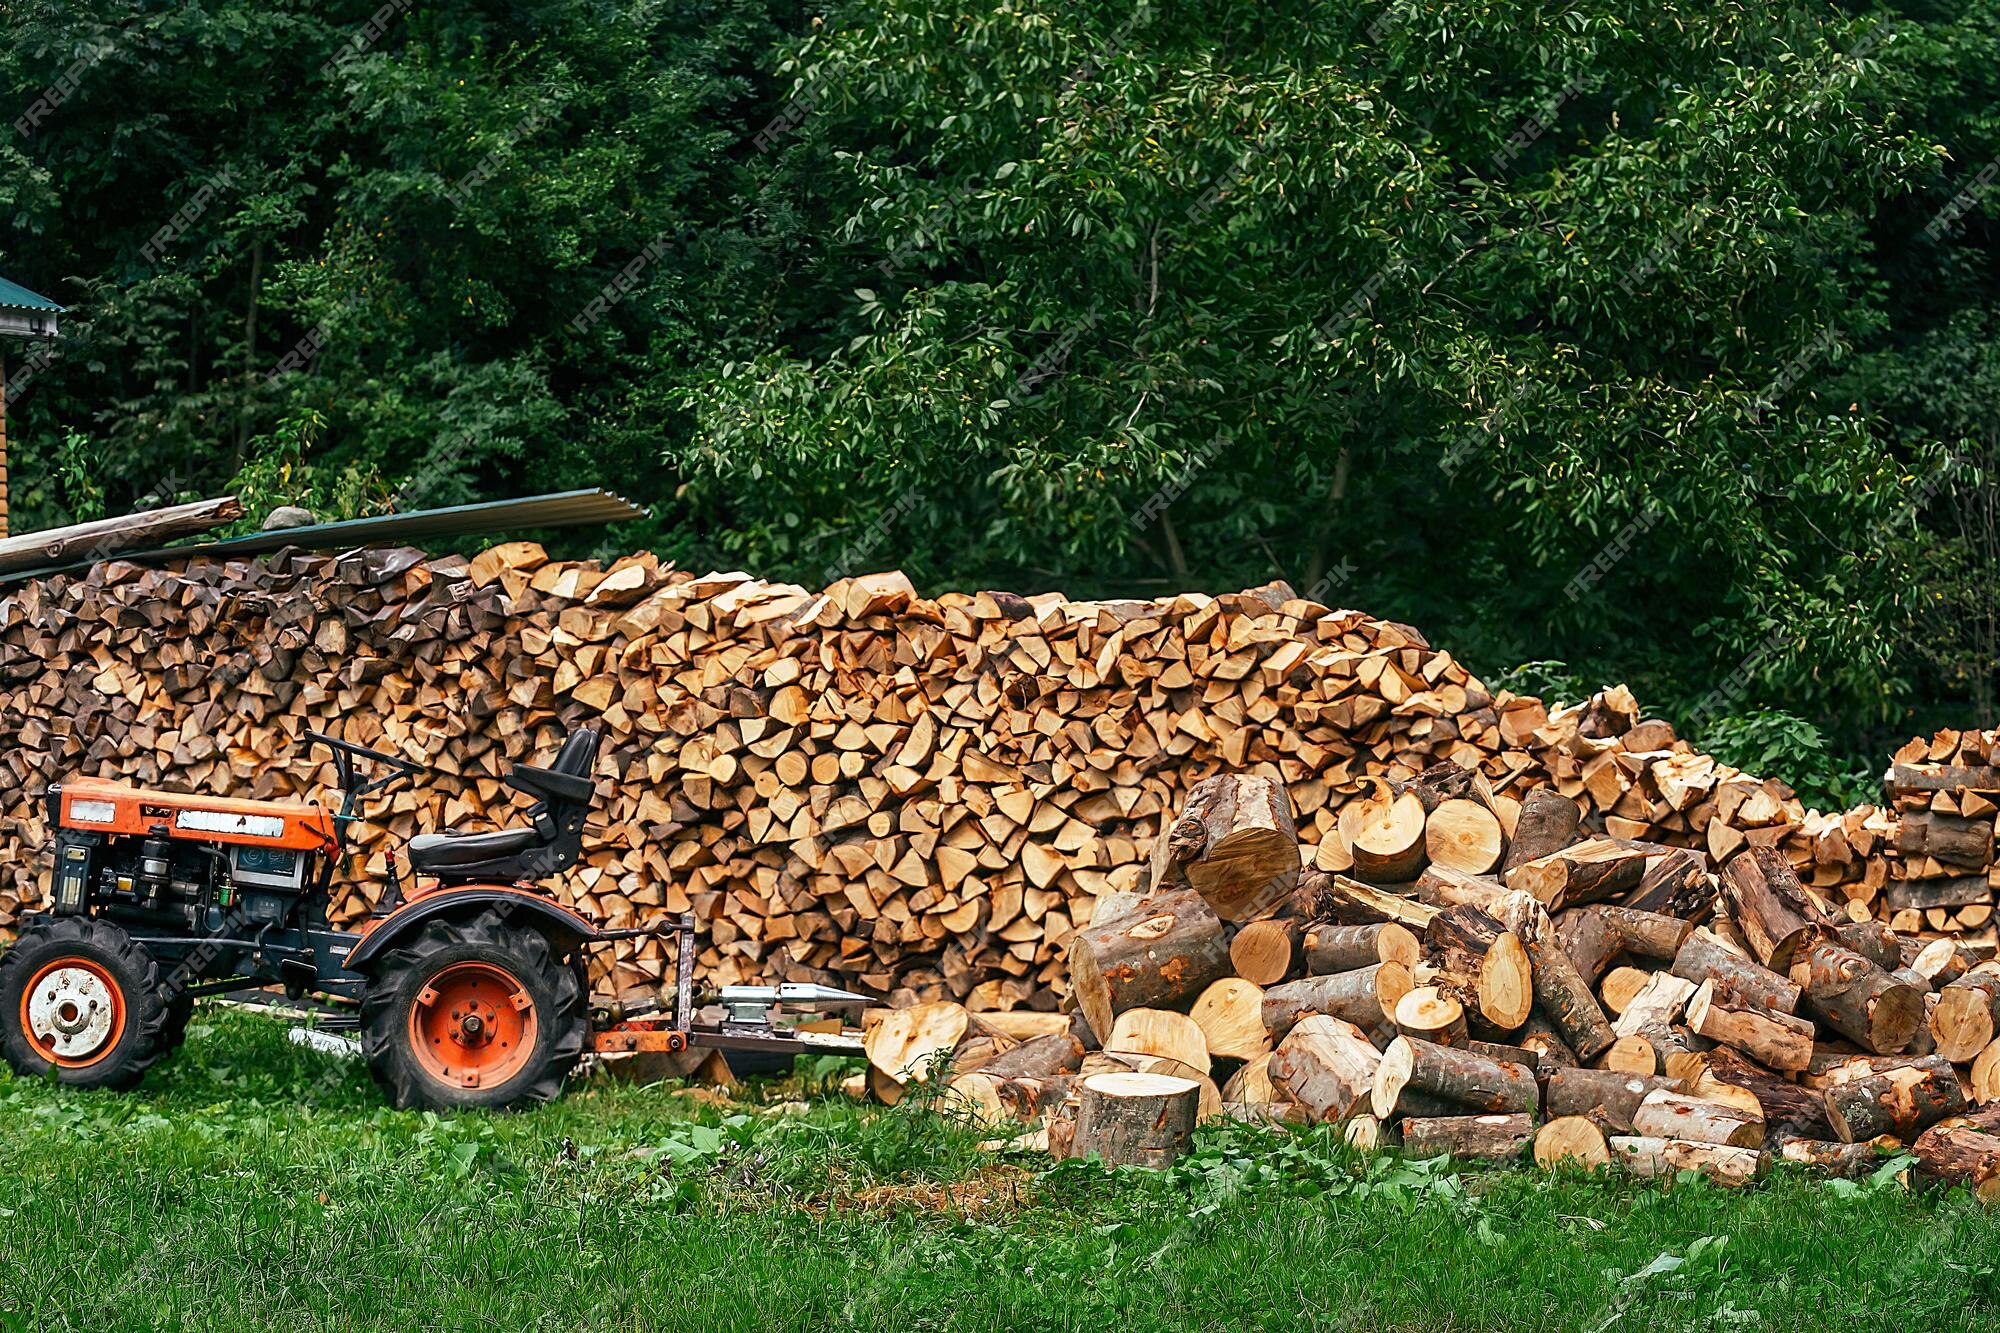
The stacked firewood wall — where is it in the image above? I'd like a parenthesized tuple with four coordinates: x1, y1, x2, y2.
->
(0, 543, 1990, 1004)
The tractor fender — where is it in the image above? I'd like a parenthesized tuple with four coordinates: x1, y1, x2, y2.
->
(343, 884, 600, 973)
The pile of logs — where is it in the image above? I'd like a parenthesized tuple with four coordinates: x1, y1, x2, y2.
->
(0, 545, 1995, 1014)
(956, 772, 2000, 1197)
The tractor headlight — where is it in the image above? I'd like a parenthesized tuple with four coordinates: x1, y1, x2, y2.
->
(68, 799, 117, 825)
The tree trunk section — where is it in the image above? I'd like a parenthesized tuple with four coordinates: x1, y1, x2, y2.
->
(1534, 1116, 1613, 1169)
(1229, 918, 1298, 985)
(1931, 968, 2000, 1063)
(1502, 787, 1582, 872)
(1686, 980, 1814, 1072)
(1067, 884, 1231, 1041)
(1267, 1014, 1381, 1123)
(1671, 930, 1801, 1014)
(1793, 940, 1925, 1055)
(1824, 1056, 1968, 1143)
(1504, 837, 1651, 911)
(1401, 1112, 1533, 1161)
(1609, 1136, 1765, 1187)
(1071, 1071, 1201, 1168)
(1426, 799, 1505, 875)
(1496, 891, 1617, 1059)
(1630, 1088, 1764, 1147)
(1371, 1034, 1540, 1119)
(1302, 921, 1418, 975)
(1262, 963, 1410, 1042)
(1188, 978, 1269, 1061)
(1544, 1067, 1676, 1133)
(1721, 845, 1828, 972)
(1158, 774, 1299, 922)
(1910, 1124, 2000, 1203)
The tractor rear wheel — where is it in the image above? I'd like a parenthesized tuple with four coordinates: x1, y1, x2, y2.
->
(0, 917, 170, 1089)
(358, 911, 585, 1111)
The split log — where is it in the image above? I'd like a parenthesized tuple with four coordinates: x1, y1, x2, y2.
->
(1630, 1088, 1764, 1148)
(1501, 787, 1582, 871)
(1156, 774, 1299, 921)
(1229, 918, 1298, 985)
(864, 1001, 969, 1083)
(1824, 1055, 1968, 1143)
(1792, 940, 1925, 1055)
(1671, 930, 1801, 1014)
(1426, 799, 1505, 875)
(1401, 1112, 1533, 1161)
(1544, 1067, 1677, 1133)
(1267, 1015, 1382, 1123)
(1931, 967, 2000, 1063)
(1686, 980, 1814, 1072)
(1505, 837, 1652, 911)
(1393, 987, 1468, 1046)
(1700, 1047, 1834, 1141)
(1301, 921, 1418, 975)
(1187, 978, 1270, 1061)
(1495, 891, 1617, 1060)
(1911, 938, 1983, 989)
(1262, 963, 1411, 1042)
(1622, 846, 1713, 919)
(1609, 1136, 1766, 1187)
(1319, 874, 1439, 930)
(1909, 1124, 2000, 1203)
(1721, 845, 1829, 972)
(1105, 1008, 1211, 1075)
(1534, 1116, 1612, 1170)
(1071, 1072, 1201, 1168)
(1066, 885, 1231, 1040)
(1371, 1035, 1540, 1119)
(1425, 903, 1533, 1031)
(1975, 1040, 2000, 1105)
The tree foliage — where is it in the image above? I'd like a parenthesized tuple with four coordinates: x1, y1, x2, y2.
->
(6, 0, 2000, 759)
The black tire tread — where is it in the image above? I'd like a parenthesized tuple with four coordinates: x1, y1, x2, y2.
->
(0, 916, 170, 1089)
(357, 910, 585, 1111)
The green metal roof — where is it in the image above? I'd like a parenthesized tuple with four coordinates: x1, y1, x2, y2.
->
(0, 276, 63, 313)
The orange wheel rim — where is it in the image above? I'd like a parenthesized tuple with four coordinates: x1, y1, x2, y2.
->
(19, 957, 127, 1068)
(408, 961, 537, 1090)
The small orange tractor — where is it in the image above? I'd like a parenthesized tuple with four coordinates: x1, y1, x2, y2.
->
(0, 729, 863, 1109)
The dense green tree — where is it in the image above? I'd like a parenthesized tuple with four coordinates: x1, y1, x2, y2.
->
(6, 0, 2000, 767)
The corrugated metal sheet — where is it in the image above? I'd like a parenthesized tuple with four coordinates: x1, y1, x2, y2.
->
(1, 488, 649, 582)
(0, 276, 63, 312)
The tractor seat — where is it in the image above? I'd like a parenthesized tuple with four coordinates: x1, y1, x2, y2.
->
(404, 728, 601, 882)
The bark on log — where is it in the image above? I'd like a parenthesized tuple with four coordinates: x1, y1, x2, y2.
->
(1426, 903, 1533, 1031)
(1621, 846, 1713, 920)
(1502, 787, 1582, 872)
(1371, 1035, 1540, 1119)
(1671, 931, 1801, 1014)
(1610, 1136, 1765, 1187)
(1159, 774, 1299, 922)
(1401, 1112, 1534, 1161)
(1544, 1067, 1677, 1134)
(1824, 1056, 1968, 1143)
(1067, 885, 1231, 1040)
(1516, 1012, 1581, 1075)
(0, 494, 245, 573)
(977, 1031, 1085, 1081)
(1777, 1137, 1894, 1178)
(1793, 941, 1925, 1056)
(1301, 921, 1418, 975)
(1596, 905, 1694, 962)
(1630, 1088, 1765, 1148)
(1346, 788, 1430, 882)
(1909, 1124, 2000, 1203)
(1072, 1071, 1201, 1168)
(1262, 963, 1411, 1042)
(1505, 837, 1651, 911)
(1496, 891, 1617, 1059)
(1686, 980, 1814, 1072)
(1701, 1047, 1833, 1141)
(1830, 921, 1905, 973)
(1721, 845, 1829, 972)
(1267, 1015, 1383, 1124)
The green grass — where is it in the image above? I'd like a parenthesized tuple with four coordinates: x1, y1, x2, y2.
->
(2, 1009, 1997, 1331)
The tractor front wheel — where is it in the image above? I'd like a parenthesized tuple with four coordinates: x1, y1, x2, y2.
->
(0, 917, 169, 1089)
(358, 912, 585, 1111)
